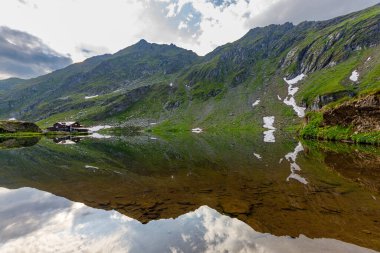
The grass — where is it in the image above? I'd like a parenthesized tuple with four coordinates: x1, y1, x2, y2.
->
(0, 132, 43, 137)
(300, 111, 380, 145)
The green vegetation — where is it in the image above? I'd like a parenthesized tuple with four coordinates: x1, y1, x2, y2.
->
(0, 4, 378, 142)
(300, 112, 380, 145)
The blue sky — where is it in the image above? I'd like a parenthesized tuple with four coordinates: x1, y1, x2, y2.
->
(0, 0, 379, 79)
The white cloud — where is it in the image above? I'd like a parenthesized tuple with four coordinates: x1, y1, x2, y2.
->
(0, 0, 378, 64)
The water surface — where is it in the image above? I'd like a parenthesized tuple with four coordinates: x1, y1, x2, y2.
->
(0, 133, 379, 252)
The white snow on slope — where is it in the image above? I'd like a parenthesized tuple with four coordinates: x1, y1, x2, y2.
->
(88, 125, 112, 132)
(91, 133, 112, 139)
(192, 128, 203, 133)
(283, 74, 306, 118)
(85, 95, 99, 99)
(350, 70, 359, 82)
(252, 100, 260, 108)
(284, 74, 305, 85)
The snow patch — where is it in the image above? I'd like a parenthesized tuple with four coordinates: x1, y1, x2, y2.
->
(169, 82, 173, 87)
(277, 95, 282, 101)
(283, 74, 306, 118)
(191, 128, 203, 133)
(285, 142, 308, 185)
(88, 125, 112, 132)
(263, 116, 276, 143)
(367, 57, 371, 62)
(263, 116, 275, 130)
(253, 153, 262, 160)
(8, 118, 16, 121)
(85, 95, 99, 100)
(283, 97, 306, 118)
(284, 74, 305, 85)
(252, 100, 260, 108)
(91, 133, 112, 139)
(85, 165, 99, 170)
(350, 70, 359, 82)
(113, 89, 122, 93)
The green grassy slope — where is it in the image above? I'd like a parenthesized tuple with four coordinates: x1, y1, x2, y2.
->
(0, 4, 378, 136)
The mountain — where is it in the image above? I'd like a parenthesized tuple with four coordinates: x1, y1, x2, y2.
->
(0, 4, 379, 142)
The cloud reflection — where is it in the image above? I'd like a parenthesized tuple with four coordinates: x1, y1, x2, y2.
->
(0, 187, 376, 253)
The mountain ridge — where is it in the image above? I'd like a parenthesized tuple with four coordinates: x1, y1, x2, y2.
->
(0, 3, 379, 142)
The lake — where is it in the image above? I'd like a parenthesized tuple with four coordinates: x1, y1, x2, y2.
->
(0, 132, 379, 252)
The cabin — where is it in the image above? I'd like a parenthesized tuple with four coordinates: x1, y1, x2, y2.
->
(47, 122, 89, 133)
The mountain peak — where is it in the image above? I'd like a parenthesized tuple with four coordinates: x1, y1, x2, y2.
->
(137, 39, 148, 44)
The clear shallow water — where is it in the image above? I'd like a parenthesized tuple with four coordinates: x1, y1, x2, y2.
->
(0, 133, 379, 252)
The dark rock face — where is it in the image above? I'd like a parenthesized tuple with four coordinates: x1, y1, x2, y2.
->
(323, 92, 380, 132)
(0, 121, 41, 133)
(282, 12, 380, 76)
(310, 90, 356, 110)
(164, 100, 181, 110)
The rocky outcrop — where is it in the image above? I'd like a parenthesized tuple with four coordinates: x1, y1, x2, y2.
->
(310, 90, 356, 110)
(0, 120, 41, 133)
(323, 91, 380, 132)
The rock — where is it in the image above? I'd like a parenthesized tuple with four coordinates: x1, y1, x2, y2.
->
(310, 90, 356, 110)
(323, 91, 380, 132)
(0, 120, 41, 133)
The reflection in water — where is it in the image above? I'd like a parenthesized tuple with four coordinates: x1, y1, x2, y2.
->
(263, 116, 276, 143)
(53, 136, 83, 145)
(0, 134, 379, 251)
(0, 187, 376, 253)
(285, 142, 308, 184)
(0, 137, 40, 149)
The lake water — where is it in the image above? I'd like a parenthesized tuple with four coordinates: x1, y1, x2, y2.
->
(0, 133, 379, 252)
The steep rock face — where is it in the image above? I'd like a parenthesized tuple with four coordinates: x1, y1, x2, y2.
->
(323, 92, 380, 132)
(0, 121, 41, 133)
(282, 7, 380, 76)
(183, 23, 301, 86)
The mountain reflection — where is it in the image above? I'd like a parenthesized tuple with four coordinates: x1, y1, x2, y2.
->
(0, 187, 376, 253)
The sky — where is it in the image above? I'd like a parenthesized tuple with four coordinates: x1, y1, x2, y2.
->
(0, 0, 379, 79)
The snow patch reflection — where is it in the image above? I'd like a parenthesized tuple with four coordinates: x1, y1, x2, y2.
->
(285, 142, 308, 185)
(263, 116, 276, 143)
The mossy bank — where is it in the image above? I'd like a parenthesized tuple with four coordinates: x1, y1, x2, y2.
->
(300, 91, 380, 145)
